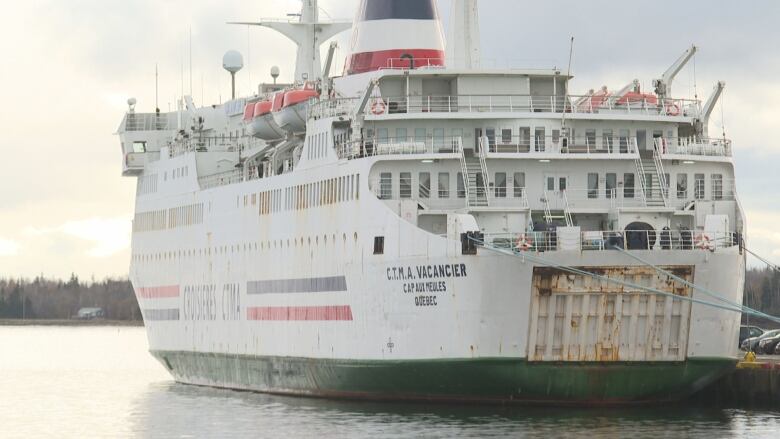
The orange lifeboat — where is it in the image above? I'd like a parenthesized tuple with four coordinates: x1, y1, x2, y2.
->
(616, 92, 658, 106)
(245, 99, 285, 140)
(272, 83, 319, 133)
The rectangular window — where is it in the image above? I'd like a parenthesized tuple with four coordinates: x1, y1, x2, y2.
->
(400, 172, 412, 198)
(606, 173, 616, 199)
(513, 172, 525, 198)
(457, 172, 466, 198)
(377, 128, 389, 143)
(373, 236, 385, 255)
(588, 173, 599, 199)
(624, 173, 635, 198)
(433, 128, 445, 150)
(501, 129, 512, 144)
(535, 127, 546, 152)
(695, 173, 705, 200)
(552, 129, 560, 147)
(519, 127, 531, 151)
(559, 177, 567, 192)
(547, 177, 555, 191)
(396, 127, 408, 142)
(414, 128, 427, 143)
(619, 129, 630, 153)
(586, 130, 597, 150)
(379, 172, 392, 199)
(712, 174, 723, 200)
(677, 174, 688, 199)
(419, 172, 431, 199)
(494, 172, 507, 198)
(602, 129, 613, 152)
(438, 172, 450, 198)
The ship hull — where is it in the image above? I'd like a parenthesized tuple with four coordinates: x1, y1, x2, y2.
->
(152, 350, 735, 405)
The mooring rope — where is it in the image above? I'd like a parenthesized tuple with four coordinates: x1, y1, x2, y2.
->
(469, 236, 780, 324)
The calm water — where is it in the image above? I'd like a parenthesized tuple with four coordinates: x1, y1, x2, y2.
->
(0, 326, 779, 438)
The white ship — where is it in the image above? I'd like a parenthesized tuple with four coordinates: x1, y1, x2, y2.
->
(118, 0, 746, 404)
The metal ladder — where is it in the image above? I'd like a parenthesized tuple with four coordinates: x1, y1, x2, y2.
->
(542, 191, 573, 226)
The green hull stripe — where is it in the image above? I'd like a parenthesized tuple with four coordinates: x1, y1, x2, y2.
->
(151, 351, 736, 405)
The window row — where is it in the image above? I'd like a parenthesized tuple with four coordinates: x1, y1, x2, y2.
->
(581, 172, 728, 200)
(377, 172, 527, 200)
(134, 203, 204, 233)
(243, 174, 361, 215)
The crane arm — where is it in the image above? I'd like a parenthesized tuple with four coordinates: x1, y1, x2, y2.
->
(654, 45, 697, 99)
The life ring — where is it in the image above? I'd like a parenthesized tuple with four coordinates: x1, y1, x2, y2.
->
(516, 234, 534, 251)
(371, 99, 386, 115)
(666, 103, 681, 116)
(695, 234, 713, 251)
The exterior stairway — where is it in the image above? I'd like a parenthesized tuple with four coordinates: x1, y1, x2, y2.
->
(464, 155, 489, 207)
(636, 158, 667, 207)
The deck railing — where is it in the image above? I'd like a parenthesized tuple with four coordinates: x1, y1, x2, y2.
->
(361, 95, 698, 117)
(483, 230, 740, 253)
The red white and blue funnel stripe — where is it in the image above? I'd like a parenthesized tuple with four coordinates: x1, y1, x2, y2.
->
(346, 0, 445, 75)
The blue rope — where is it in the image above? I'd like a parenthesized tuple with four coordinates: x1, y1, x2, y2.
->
(470, 236, 780, 324)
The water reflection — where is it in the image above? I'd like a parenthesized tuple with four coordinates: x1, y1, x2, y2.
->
(1, 326, 778, 439)
(130, 380, 780, 439)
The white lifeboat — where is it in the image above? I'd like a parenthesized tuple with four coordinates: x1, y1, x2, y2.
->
(272, 83, 319, 133)
(244, 100, 286, 141)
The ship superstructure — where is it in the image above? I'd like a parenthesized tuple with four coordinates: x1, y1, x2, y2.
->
(117, 0, 745, 404)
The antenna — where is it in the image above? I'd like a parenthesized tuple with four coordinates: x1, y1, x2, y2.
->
(155, 64, 159, 113)
(223, 50, 244, 99)
(562, 37, 575, 130)
(189, 27, 193, 96)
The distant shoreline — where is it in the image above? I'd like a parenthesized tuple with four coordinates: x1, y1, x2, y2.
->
(0, 319, 144, 327)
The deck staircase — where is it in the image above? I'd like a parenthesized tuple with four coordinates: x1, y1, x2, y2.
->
(459, 137, 490, 207)
(635, 151, 668, 208)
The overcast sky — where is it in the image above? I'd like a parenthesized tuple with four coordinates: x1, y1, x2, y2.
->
(0, 0, 778, 280)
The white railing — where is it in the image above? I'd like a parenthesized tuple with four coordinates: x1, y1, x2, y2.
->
(122, 113, 172, 131)
(483, 135, 638, 155)
(337, 136, 463, 160)
(364, 95, 698, 117)
(658, 137, 732, 157)
(198, 169, 244, 190)
(483, 230, 740, 253)
(457, 138, 471, 202)
(653, 140, 670, 205)
(308, 98, 357, 120)
(477, 136, 492, 203)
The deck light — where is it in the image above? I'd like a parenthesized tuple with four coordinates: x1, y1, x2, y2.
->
(539, 159, 551, 163)
(683, 160, 695, 164)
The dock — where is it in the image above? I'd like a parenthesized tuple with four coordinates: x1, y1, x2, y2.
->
(692, 355, 780, 406)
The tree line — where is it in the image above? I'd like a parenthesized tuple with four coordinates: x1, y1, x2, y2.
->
(0, 274, 140, 321)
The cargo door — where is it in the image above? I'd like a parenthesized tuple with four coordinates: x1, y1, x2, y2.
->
(527, 266, 693, 362)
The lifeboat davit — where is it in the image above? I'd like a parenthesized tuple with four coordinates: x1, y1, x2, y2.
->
(272, 83, 319, 133)
(245, 100, 285, 141)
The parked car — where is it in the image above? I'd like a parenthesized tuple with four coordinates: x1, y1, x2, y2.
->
(740, 325, 764, 345)
(757, 332, 780, 354)
(741, 329, 780, 352)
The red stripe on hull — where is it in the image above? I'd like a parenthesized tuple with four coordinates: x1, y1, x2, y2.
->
(138, 285, 180, 299)
(346, 49, 444, 74)
(247, 306, 353, 321)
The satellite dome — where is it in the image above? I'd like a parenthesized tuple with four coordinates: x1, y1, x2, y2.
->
(270, 66, 280, 79)
(223, 50, 244, 74)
